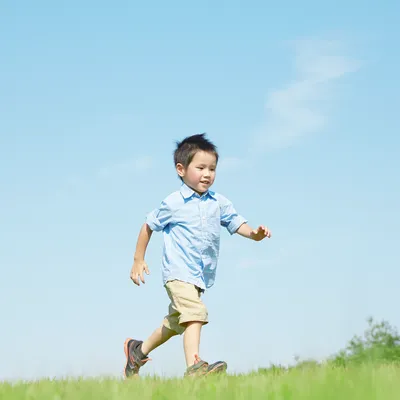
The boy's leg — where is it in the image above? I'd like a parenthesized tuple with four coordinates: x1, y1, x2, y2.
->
(163, 280, 210, 376)
(124, 325, 177, 378)
(142, 325, 178, 355)
(182, 320, 227, 376)
(183, 321, 203, 367)
(167, 280, 228, 377)
(170, 282, 227, 377)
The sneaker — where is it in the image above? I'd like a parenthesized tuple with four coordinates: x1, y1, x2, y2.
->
(184, 355, 228, 377)
(184, 355, 209, 377)
(124, 338, 150, 378)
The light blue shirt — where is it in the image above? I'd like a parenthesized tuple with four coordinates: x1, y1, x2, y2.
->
(146, 183, 247, 290)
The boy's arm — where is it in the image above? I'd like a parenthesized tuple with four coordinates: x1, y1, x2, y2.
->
(134, 223, 153, 261)
(130, 223, 153, 286)
(218, 196, 271, 240)
(131, 198, 172, 286)
(236, 223, 271, 241)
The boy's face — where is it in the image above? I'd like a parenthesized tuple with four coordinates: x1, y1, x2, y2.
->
(176, 151, 217, 195)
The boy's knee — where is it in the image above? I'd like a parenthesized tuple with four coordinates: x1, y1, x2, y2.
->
(179, 302, 208, 327)
(180, 320, 208, 331)
(162, 317, 186, 335)
(162, 325, 180, 337)
(179, 312, 208, 327)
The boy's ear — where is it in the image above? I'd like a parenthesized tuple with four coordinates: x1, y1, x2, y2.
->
(176, 163, 185, 177)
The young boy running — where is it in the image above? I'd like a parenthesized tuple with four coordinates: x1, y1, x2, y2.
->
(124, 133, 271, 378)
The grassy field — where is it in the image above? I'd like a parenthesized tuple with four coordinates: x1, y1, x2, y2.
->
(1, 363, 399, 400)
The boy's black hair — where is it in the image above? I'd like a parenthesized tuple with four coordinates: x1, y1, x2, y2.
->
(174, 133, 219, 168)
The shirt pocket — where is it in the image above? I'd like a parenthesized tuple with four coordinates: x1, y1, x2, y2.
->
(206, 216, 221, 243)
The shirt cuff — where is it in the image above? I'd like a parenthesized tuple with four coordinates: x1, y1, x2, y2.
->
(227, 216, 248, 235)
(146, 211, 163, 232)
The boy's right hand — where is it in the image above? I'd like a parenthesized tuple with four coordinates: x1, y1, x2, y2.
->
(130, 259, 150, 286)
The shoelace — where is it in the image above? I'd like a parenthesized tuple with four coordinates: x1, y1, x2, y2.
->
(130, 354, 152, 367)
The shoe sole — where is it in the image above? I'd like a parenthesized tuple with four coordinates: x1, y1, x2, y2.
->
(124, 338, 138, 378)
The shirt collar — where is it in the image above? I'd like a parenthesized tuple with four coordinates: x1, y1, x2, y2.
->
(180, 183, 216, 200)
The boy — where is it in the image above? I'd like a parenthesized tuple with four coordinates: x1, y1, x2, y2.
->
(124, 133, 271, 378)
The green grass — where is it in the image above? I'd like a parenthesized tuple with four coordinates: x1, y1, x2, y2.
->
(1, 364, 399, 400)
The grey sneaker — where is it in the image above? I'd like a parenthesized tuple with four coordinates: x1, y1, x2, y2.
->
(124, 338, 150, 378)
(184, 355, 227, 377)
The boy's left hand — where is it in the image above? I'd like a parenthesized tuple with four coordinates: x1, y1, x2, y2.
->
(250, 225, 271, 241)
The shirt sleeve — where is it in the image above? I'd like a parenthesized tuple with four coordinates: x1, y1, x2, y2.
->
(146, 200, 173, 232)
(219, 197, 248, 235)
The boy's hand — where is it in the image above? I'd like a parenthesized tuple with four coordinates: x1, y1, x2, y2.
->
(250, 225, 271, 241)
(130, 259, 150, 286)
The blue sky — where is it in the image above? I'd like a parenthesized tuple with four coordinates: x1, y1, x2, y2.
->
(1, 0, 399, 381)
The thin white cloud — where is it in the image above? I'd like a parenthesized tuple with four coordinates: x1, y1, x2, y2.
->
(237, 247, 286, 270)
(98, 155, 153, 179)
(54, 156, 153, 198)
(236, 238, 318, 270)
(253, 38, 361, 151)
(218, 156, 245, 171)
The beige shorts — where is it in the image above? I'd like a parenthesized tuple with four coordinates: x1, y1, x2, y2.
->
(162, 280, 208, 335)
